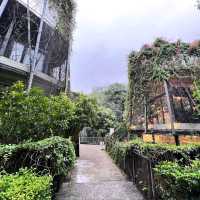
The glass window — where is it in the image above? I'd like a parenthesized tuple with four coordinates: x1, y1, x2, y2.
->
(52, 66, 60, 80)
(23, 49, 45, 72)
(52, 61, 66, 81)
(9, 41, 24, 62)
(60, 62, 66, 81)
(23, 49, 34, 66)
(36, 52, 45, 72)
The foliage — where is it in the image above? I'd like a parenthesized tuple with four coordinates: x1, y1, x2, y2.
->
(106, 137, 200, 166)
(0, 82, 105, 143)
(106, 137, 200, 199)
(106, 137, 200, 200)
(151, 64, 170, 81)
(128, 38, 200, 124)
(72, 94, 98, 132)
(106, 138, 131, 164)
(0, 136, 76, 178)
(154, 160, 200, 200)
(91, 83, 127, 122)
(70, 94, 116, 138)
(113, 122, 129, 141)
(193, 81, 200, 114)
(0, 169, 52, 200)
(49, 0, 76, 40)
(0, 82, 76, 143)
(92, 107, 116, 137)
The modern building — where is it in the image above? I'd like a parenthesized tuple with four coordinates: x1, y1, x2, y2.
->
(0, 0, 75, 93)
(128, 40, 200, 138)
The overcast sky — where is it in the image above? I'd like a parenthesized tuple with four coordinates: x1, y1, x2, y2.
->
(70, 0, 200, 93)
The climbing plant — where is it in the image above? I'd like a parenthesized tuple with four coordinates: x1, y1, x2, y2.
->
(127, 38, 200, 124)
(49, 0, 76, 40)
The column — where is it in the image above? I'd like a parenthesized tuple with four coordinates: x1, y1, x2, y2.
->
(0, 0, 8, 18)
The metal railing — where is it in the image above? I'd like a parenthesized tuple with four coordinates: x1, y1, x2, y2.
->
(79, 137, 104, 145)
(115, 148, 156, 200)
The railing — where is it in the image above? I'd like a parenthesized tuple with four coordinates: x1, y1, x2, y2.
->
(116, 148, 156, 200)
(79, 137, 104, 145)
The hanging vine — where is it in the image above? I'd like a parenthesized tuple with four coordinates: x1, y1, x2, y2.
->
(127, 38, 200, 124)
(49, 0, 76, 41)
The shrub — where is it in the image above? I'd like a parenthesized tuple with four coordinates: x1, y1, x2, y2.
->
(0, 82, 101, 144)
(106, 138, 200, 199)
(113, 122, 129, 141)
(106, 137, 200, 165)
(128, 139, 200, 164)
(0, 136, 76, 177)
(154, 160, 200, 200)
(106, 138, 130, 164)
(0, 82, 75, 143)
(0, 169, 52, 200)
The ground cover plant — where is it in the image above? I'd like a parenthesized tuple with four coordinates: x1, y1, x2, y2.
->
(0, 169, 52, 200)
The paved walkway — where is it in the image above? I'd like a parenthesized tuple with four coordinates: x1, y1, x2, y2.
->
(56, 145, 144, 200)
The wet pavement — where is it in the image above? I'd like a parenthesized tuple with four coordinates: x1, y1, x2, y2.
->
(56, 144, 144, 200)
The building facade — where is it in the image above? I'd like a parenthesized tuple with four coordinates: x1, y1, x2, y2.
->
(0, 0, 74, 93)
(128, 40, 200, 137)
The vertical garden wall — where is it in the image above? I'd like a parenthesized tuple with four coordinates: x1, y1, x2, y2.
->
(127, 38, 200, 138)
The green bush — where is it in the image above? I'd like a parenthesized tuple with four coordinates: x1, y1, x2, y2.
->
(0, 82, 75, 143)
(0, 136, 76, 177)
(106, 138, 200, 199)
(106, 136, 200, 200)
(106, 137, 200, 165)
(0, 169, 52, 200)
(154, 160, 200, 200)
(0, 82, 101, 144)
(113, 123, 129, 141)
(106, 139, 130, 164)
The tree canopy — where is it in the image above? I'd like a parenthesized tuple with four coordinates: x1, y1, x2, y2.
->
(90, 83, 127, 122)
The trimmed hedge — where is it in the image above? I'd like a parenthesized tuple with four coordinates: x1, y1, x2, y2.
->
(0, 136, 76, 177)
(0, 136, 76, 192)
(106, 137, 200, 199)
(0, 169, 52, 200)
(154, 160, 200, 200)
(106, 136, 200, 165)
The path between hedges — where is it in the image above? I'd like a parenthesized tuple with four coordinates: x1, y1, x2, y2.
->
(56, 144, 144, 200)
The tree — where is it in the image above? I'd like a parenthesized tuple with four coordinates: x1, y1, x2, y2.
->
(92, 107, 116, 137)
(0, 82, 75, 143)
(90, 83, 127, 122)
